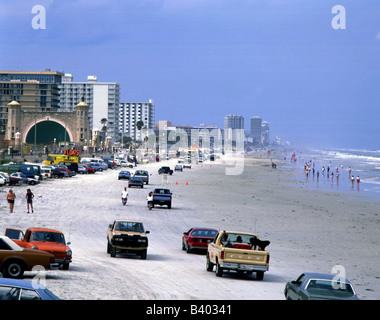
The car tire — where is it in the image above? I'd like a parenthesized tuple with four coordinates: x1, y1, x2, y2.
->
(62, 263, 70, 270)
(216, 261, 223, 277)
(3, 260, 25, 278)
(110, 245, 117, 258)
(186, 243, 192, 254)
(182, 240, 186, 251)
(206, 255, 214, 272)
(256, 271, 264, 280)
(141, 250, 147, 260)
(107, 241, 111, 254)
(30, 181, 36, 185)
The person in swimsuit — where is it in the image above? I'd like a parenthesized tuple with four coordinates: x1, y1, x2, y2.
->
(26, 188, 34, 213)
(6, 189, 16, 213)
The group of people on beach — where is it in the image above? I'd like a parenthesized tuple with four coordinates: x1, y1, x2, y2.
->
(303, 160, 361, 190)
(5, 188, 34, 213)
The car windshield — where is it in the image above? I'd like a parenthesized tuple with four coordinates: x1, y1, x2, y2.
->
(120, 171, 130, 174)
(115, 222, 144, 233)
(306, 279, 355, 297)
(30, 231, 65, 244)
(192, 230, 217, 237)
(135, 171, 147, 175)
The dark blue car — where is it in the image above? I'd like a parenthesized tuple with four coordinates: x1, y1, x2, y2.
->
(284, 272, 359, 300)
(118, 170, 131, 180)
(0, 278, 61, 300)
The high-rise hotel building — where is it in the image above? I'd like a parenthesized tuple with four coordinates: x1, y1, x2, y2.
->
(250, 116, 262, 145)
(224, 114, 244, 142)
(119, 100, 155, 141)
(0, 69, 63, 134)
(59, 74, 120, 142)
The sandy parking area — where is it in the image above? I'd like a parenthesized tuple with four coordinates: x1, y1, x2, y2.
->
(1, 155, 379, 300)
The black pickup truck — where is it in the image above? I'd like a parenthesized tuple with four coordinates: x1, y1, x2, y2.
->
(158, 166, 173, 175)
(152, 188, 172, 209)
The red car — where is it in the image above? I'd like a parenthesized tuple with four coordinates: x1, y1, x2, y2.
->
(182, 227, 218, 253)
(82, 164, 95, 174)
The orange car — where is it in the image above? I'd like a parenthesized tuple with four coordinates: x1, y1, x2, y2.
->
(0, 235, 58, 278)
(5, 228, 72, 270)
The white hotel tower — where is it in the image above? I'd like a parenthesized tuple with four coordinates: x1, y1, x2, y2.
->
(59, 74, 120, 142)
(119, 100, 155, 141)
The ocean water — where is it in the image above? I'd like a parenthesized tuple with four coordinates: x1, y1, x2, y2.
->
(287, 147, 380, 201)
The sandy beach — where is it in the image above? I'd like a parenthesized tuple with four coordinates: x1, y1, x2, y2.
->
(0, 154, 379, 300)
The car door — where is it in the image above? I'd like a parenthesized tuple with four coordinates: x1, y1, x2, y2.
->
(5, 229, 27, 247)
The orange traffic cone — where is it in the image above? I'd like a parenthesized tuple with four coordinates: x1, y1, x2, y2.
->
(176, 181, 178, 185)
(186, 181, 188, 185)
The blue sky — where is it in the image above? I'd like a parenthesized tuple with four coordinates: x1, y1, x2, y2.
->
(1, 0, 380, 149)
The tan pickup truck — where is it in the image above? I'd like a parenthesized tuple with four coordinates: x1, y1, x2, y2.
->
(206, 231, 270, 280)
(107, 220, 150, 259)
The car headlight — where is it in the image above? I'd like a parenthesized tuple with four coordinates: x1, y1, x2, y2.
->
(137, 239, 147, 243)
(66, 249, 72, 256)
(114, 237, 123, 242)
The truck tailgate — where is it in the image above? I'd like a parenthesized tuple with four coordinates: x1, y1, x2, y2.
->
(224, 248, 269, 264)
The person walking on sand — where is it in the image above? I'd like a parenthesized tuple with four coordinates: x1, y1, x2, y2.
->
(6, 189, 16, 213)
(26, 188, 34, 213)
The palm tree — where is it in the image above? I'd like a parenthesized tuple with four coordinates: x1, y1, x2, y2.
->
(100, 118, 108, 146)
(136, 120, 144, 141)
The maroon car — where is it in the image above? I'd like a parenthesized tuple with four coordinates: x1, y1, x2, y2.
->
(182, 227, 218, 253)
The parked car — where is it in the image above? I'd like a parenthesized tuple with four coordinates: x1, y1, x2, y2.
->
(182, 227, 218, 253)
(88, 163, 108, 172)
(56, 167, 74, 177)
(118, 170, 131, 180)
(5, 227, 72, 270)
(81, 164, 95, 174)
(0, 235, 59, 278)
(133, 170, 149, 184)
(78, 165, 88, 174)
(10, 172, 40, 185)
(128, 177, 144, 188)
(2, 171, 22, 186)
(104, 160, 116, 169)
(57, 161, 79, 173)
(175, 164, 183, 172)
(120, 160, 133, 168)
(0, 172, 10, 185)
(183, 162, 192, 169)
(0, 278, 61, 300)
(41, 166, 52, 179)
(284, 272, 359, 300)
(158, 166, 173, 175)
(56, 165, 76, 177)
(51, 168, 67, 178)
